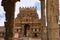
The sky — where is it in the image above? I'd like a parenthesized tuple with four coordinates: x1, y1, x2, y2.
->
(0, 0, 5, 26)
(0, 0, 60, 26)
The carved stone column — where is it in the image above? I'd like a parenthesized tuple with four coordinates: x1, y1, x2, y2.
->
(47, 0, 59, 40)
(40, 0, 46, 40)
(2, 0, 20, 40)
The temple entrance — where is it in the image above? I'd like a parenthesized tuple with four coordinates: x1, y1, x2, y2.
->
(24, 24, 30, 37)
(34, 33, 38, 37)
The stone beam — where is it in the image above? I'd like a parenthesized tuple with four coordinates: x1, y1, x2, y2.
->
(2, 0, 20, 40)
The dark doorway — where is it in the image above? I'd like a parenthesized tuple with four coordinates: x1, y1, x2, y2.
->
(34, 33, 38, 37)
(24, 24, 30, 37)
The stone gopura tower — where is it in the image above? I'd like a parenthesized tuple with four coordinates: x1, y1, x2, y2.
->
(13, 7, 42, 39)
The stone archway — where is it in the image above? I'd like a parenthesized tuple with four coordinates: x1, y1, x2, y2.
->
(1, 0, 45, 40)
(1, 0, 59, 40)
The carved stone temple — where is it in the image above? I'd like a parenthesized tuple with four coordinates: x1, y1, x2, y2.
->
(0, 0, 59, 40)
(13, 7, 46, 39)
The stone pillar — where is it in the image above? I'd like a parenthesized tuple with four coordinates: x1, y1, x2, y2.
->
(40, 0, 46, 40)
(2, 0, 20, 40)
(47, 0, 59, 40)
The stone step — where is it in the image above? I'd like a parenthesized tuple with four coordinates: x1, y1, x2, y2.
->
(23, 37, 29, 40)
(18, 37, 29, 40)
(14, 37, 41, 40)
